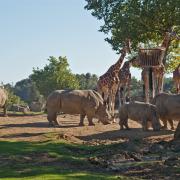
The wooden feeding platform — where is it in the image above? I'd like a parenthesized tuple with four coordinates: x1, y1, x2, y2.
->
(138, 48, 165, 67)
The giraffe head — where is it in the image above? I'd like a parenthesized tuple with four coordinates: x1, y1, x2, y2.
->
(169, 31, 180, 40)
(129, 57, 140, 67)
(165, 29, 180, 41)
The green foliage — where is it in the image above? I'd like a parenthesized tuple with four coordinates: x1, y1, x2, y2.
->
(30, 56, 80, 97)
(4, 84, 27, 107)
(165, 47, 180, 73)
(14, 78, 42, 104)
(0, 140, 122, 180)
(130, 77, 144, 96)
(164, 77, 175, 93)
(85, 0, 180, 70)
(85, 0, 179, 49)
(125, 76, 175, 97)
(76, 73, 98, 89)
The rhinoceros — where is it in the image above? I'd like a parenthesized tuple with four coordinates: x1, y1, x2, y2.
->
(0, 88, 8, 116)
(119, 101, 161, 131)
(152, 93, 180, 130)
(46, 89, 112, 126)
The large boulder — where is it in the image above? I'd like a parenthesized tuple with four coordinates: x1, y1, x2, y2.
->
(30, 101, 45, 112)
(9, 104, 30, 114)
(46, 89, 112, 127)
(119, 101, 161, 131)
(0, 88, 8, 116)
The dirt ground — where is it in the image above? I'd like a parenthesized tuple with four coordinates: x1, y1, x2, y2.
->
(0, 114, 178, 143)
(0, 114, 180, 179)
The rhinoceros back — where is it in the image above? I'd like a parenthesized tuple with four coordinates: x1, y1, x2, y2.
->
(47, 89, 99, 115)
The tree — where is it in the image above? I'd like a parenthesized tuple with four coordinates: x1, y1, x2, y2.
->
(4, 84, 27, 107)
(30, 56, 79, 97)
(76, 73, 98, 89)
(85, 0, 180, 70)
(130, 77, 144, 96)
(163, 77, 175, 93)
(14, 78, 41, 104)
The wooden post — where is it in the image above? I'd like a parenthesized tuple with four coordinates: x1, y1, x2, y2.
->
(152, 71, 156, 98)
(144, 68, 150, 103)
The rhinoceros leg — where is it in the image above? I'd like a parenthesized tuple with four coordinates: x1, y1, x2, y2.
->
(119, 119, 125, 130)
(151, 115, 161, 131)
(87, 116, 95, 126)
(79, 114, 86, 126)
(119, 116, 130, 130)
(142, 118, 148, 131)
(47, 112, 58, 127)
(3, 106, 7, 117)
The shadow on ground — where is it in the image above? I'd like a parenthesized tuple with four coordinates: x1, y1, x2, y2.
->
(76, 128, 174, 142)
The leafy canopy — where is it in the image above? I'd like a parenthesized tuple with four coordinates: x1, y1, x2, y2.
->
(76, 73, 98, 90)
(85, 0, 180, 51)
(85, 0, 180, 73)
(30, 56, 79, 97)
(14, 78, 41, 104)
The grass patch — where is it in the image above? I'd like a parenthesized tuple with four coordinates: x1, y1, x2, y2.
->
(7, 111, 44, 116)
(0, 140, 135, 179)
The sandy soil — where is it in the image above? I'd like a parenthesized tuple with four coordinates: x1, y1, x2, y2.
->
(0, 114, 178, 143)
(0, 114, 180, 179)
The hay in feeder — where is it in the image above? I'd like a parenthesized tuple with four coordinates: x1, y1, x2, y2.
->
(139, 48, 165, 67)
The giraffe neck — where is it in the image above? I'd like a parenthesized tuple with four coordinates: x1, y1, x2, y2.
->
(114, 50, 126, 70)
(160, 33, 172, 65)
(161, 34, 171, 51)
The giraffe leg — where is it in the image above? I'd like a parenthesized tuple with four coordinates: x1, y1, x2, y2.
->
(127, 82, 130, 101)
(152, 72, 156, 98)
(111, 93, 116, 123)
(159, 75, 164, 93)
(118, 86, 121, 109)
(108, 92, 112, 113)
(176, 81, 178, 94)
(144, 69, 150, 103)
(103, 90, 109, 108)
(177, 80, 180, 94)
(123, 86, 127, 104)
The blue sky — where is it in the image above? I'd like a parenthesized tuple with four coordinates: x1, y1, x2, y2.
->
(0, 0, 141, 85)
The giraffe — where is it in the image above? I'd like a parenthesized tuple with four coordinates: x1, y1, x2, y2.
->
(97, 39, 131, 119)
(142, 31, 179, 102)
(118, 57, 139, 106)
(173, 64, 180, 94)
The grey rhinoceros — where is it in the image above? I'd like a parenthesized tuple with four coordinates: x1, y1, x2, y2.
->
(0, 87, 8, 116)
(46, 89, 112, 127)
(119, 101, 161, 131)
(152, 93, 180, 130)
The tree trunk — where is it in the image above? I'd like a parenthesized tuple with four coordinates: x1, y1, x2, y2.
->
(174, 122, 180, 140)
